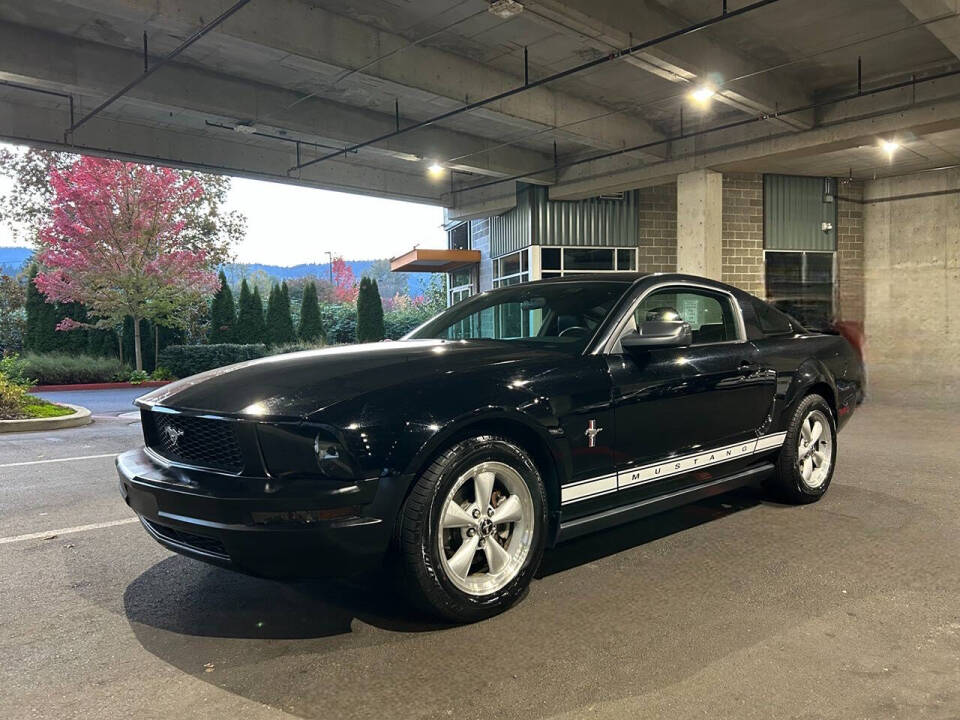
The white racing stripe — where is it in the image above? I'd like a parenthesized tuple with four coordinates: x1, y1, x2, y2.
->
(0, 453, 117, 469)
(0, 517, 139, 545)
(562, 431, 788, 505)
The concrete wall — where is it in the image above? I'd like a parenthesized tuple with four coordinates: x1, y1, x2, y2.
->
(863, 168, 960, 399)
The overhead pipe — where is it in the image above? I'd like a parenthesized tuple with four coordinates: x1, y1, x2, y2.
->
(451, 65, 960, 195)
(288, 0, 784, 173)
(67, 0, 253, 137)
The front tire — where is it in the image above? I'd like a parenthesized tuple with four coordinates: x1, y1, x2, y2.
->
(768, 393, 837, 504)
(398, 436, 547, 622)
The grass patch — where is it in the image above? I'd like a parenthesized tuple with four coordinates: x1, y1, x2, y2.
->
(19, 400, 75, 419)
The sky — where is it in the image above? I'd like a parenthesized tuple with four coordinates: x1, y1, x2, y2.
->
(0, 143, 447, 265)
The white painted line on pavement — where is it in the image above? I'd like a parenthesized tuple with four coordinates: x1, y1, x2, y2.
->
(0, 517, 139, 545)
(0, 452, 117, 468)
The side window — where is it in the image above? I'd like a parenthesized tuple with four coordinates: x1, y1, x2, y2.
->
(633, 288, 739, 345)
(753, 299, 794, 336)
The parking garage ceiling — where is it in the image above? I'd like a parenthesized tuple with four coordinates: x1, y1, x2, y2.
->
(1, 0, 959, 211)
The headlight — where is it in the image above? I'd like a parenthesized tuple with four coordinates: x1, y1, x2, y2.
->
(256, 423, 358, 480)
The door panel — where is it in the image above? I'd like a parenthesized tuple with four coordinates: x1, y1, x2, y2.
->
(608, 286, 777, 502)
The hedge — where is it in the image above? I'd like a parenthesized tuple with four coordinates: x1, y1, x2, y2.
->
(158, 343, 269, 378)
(20, 352, 129, 385)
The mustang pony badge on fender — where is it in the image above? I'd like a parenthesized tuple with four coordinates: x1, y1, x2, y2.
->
(585, 419, 603, 448)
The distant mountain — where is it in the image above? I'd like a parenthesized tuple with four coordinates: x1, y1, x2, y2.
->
(0, 247, 436, 297)
(0, 247, 32, 275)
(223, 260, 434, 297)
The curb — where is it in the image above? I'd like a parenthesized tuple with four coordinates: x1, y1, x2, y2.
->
(31, 381, 171, 392)
(0, 403, 93, 433)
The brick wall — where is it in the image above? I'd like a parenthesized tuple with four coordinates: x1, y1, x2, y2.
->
(470, 218, 493, 292)
(836, 179, 864, 324)
(721, 173, 765, 296)
(636, 182, 677, 273)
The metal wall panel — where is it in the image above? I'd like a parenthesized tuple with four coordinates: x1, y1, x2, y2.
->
(534, 186, 640, 247)
(489, 184, 640, 257)
(490, 185, 533, 258)
(764, 174, 837, 250)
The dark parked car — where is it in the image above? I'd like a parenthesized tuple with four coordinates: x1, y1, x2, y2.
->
(117, 273, 864, 621)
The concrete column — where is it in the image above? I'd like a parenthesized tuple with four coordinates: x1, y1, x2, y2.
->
(676, 169, 723, 280)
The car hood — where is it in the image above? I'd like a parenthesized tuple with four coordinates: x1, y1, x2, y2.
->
(135, 339, 563, 419)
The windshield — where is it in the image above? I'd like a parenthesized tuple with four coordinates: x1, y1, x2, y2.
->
(406, 280, 631, 352)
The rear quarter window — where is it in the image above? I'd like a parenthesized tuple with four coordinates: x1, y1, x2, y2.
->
(754, 300, 794, 335)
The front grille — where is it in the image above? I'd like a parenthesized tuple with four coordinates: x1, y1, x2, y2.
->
(142, 518, 229, 559)
(144, 410, 244, 473)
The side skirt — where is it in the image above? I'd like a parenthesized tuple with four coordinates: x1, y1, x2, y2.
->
(556, 462, 775, 543)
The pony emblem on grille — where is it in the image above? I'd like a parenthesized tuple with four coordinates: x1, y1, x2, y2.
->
(163, 423, 185, 448)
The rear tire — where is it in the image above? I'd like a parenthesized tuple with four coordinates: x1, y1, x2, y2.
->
(397, 435, 547, 623)
(768, 393, 837, 504)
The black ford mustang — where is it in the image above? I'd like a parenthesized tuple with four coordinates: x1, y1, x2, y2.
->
(117, 273, 864, 621)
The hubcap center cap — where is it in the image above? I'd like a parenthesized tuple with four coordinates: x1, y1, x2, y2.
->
(478, 518, 495, 537)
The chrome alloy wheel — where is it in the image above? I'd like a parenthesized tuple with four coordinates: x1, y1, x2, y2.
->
(436, 461, 535, 596)
(797, 409, 833, 489)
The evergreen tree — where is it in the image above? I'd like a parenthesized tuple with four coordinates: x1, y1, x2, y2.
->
(208, 270, 236, 343)
(235, 279, 262, 344)
(251, 286, 267, 341)
(356, 277, 385, 343)
(265, 283, 296, 346)
(298, 281, 324, 343)
(24, 264, 58, 352)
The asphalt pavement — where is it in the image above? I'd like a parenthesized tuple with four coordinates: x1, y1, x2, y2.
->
(32, 387, 146, 416)
(1, 397, 959, 719)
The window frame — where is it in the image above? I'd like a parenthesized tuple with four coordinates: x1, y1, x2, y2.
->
(763, 248, 836, 327)
(539, 245, 638, 279)
(601, 281, 748, 355)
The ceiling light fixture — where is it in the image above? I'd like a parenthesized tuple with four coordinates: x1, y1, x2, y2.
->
(488, 0, 524, 20)
(880, 139, 900, 158)
(427, 162, 445, 177)
(689, 85, 716, 105)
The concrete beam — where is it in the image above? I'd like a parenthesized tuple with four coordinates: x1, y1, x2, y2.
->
(549, 79, 960, 199)
(0, 95, 445, 204)
(524, 0, 814, 131)
(900, 0, 960, 60)
(49, 0, 666, 155)
(0, 22, 553, 182)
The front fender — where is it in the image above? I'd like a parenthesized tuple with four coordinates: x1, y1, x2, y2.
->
(390, 404, 567, 483)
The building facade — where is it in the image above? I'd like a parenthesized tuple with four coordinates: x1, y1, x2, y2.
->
(432, 172, 865, 331)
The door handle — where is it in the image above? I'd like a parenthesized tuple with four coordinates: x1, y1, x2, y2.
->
(739, 360, 761, 373)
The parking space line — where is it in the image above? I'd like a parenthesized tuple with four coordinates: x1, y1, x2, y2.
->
(0, 517, 140, 545)
(0, 453, 117, 469)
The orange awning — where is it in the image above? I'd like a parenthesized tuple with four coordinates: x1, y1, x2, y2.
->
(390, 248, 481, 273)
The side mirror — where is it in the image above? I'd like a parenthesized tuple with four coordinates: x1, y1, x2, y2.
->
(620, 320, 692, 352)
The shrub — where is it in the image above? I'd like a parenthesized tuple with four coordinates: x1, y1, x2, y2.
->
(321, 303, 357, 345)
(158, 343, 269, 378)
(150, 366, 174, 381)
(20, 352, 129, 385)
(0, 374, 28, 419)
(128, 369, 149, 385)
(268, 341, 327, 356)
(0, 353, 34, 388)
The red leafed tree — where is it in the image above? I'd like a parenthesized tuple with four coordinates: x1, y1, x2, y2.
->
(330, 256, 358, 303)
(35, 157, 223, 371)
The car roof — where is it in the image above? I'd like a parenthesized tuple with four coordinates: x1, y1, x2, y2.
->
(521, 272, 650, 284)
(521, 272, 750, 298)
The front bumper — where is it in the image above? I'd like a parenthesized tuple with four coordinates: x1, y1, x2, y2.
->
(117, 447, 403, 578)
